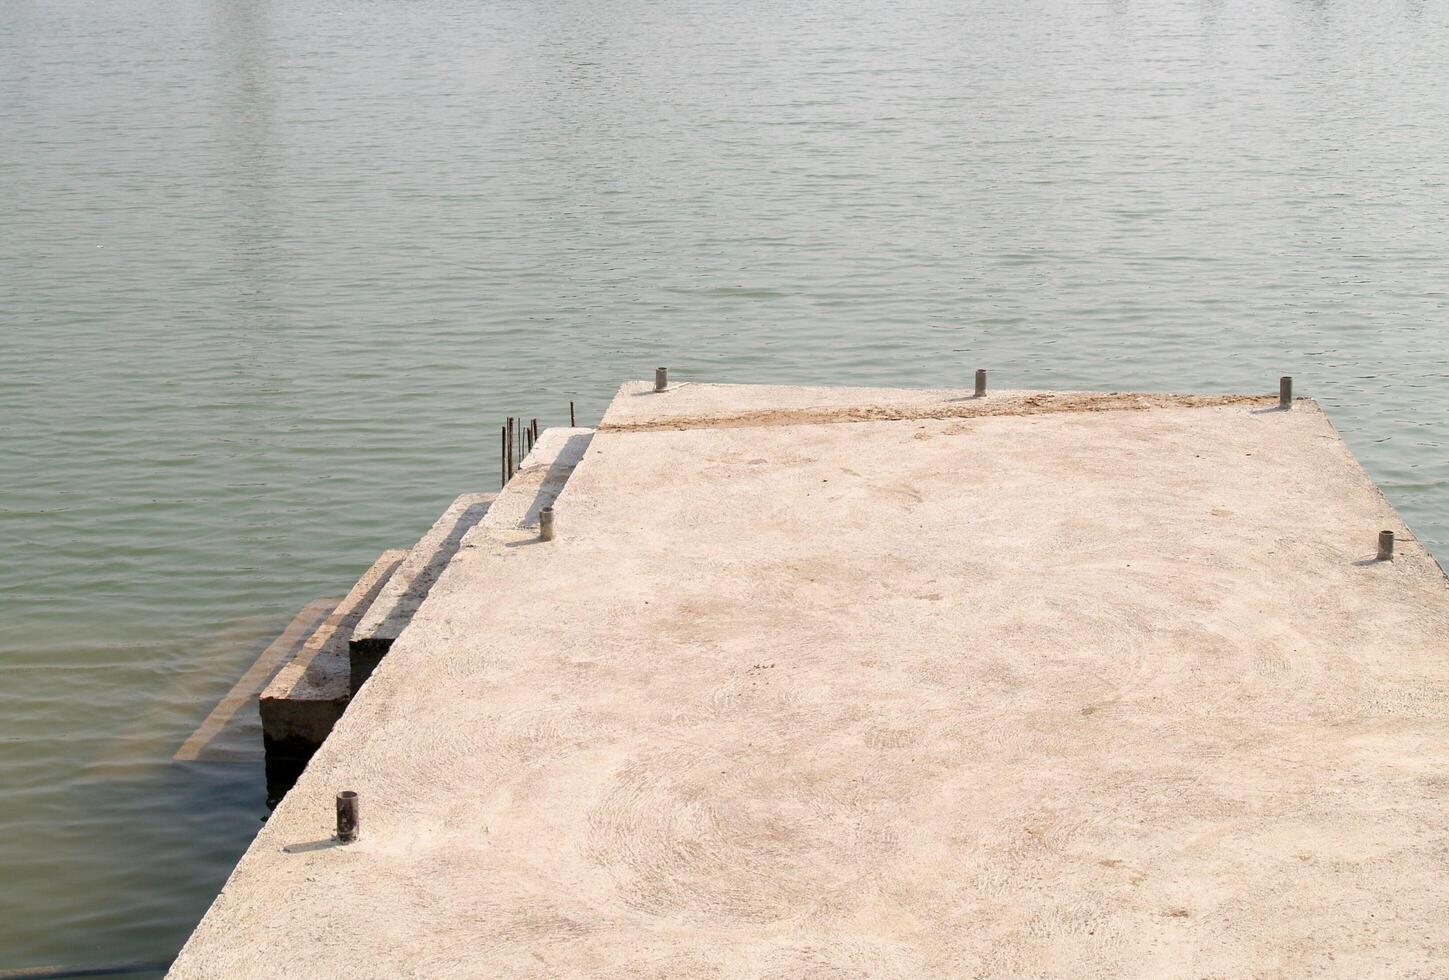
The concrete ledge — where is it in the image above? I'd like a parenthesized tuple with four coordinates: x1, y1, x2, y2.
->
(477, 427, 593, 533)
(599, 380, 1275, 431)
(349, 494, 494, 693)
(259, 550, 408, 760)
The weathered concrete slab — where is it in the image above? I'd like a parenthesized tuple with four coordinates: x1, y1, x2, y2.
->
(478, 426, 593, 533)
(601, 379, 988, 428)
(598, 380, 1267, 431)
(259, 550, 408, 760)
(349, 493, 493, 693)
(173, 386, 1449, 979)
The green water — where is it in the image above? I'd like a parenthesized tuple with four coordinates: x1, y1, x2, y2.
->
(3, 0, 1449, 969)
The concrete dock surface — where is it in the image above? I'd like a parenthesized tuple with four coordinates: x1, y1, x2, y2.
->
(172, 383, 1449, 978)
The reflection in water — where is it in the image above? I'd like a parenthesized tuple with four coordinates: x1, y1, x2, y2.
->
(216, 0, 282, 304)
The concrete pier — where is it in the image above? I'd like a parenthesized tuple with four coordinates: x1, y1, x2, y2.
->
(174, 383, 1449, 978)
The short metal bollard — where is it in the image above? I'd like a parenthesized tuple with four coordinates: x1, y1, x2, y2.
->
(336, 791, 359, 843)
(655, 367, 668, 392)
(539, 506, 555, 542)
(1377, 530, 1395, 561)
(975, 369, 987, 398)
(1280, 376, 1292, 410)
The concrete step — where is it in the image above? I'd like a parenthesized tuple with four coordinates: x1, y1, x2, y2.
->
(349, 492, 494, 693)
(478, 427, 593, 533)
(174, 599, 338, 764)
(259, 550, 407, 760)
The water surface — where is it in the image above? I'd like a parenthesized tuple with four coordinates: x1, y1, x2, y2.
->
(3, 0, 1449, 969)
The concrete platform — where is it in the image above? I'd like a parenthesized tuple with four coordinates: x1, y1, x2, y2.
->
(173, 384, 1449, 978)
(259, 550, 408, 760)
(349, 492, 494, 693)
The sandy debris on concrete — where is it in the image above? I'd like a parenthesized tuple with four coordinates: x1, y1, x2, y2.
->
(599, 382, 1275, 432)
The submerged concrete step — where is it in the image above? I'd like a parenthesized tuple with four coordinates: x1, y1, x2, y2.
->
(349, 492, 494, 693)
(173, 599, 338, 764)
(259, 550, 407, 760)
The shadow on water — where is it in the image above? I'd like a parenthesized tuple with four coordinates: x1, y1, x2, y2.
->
(263, 753, 308, 810)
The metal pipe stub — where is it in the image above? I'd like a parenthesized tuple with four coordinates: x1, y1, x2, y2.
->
(1378, 529, 1395, 561)
(540, 506, 556, 542)
(974, 369, 987, 398)
(655, 367, 668, 392)
(336, 791, 359, 843)
(1280, 376, 1292, 410)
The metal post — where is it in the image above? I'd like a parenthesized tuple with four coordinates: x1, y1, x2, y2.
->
(1280, 376, 1292, 410)
(500, 426, 507, 486)
(570, 401, 576, 427)
(1378, 530, 1395, 561)
(336, 791, 359, 843)
(506, 418, 515, 480)
(540, 506, 555, 542)
(974, 369, 987, 398)
(655, 367, 668, 392)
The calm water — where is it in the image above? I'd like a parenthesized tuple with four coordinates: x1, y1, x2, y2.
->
(3, 0, 1449, 969)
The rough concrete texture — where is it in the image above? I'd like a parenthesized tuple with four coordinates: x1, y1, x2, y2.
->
(173, 385, 1449, 979)
(479, 427, 594, 533)
(599, 380, 1271, 431)
(349, 492, 494, 693)
(259, 550, 408, 758)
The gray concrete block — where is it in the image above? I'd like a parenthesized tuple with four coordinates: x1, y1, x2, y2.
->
(260, 550, 406, 759)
